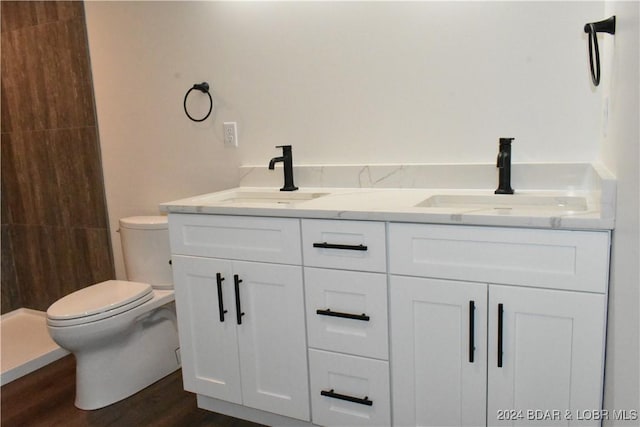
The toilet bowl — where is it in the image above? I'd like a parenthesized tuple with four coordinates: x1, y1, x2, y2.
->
(46, 216, 180, 410)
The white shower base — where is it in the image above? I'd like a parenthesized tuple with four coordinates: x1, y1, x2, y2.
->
(1, 308, 69, 386)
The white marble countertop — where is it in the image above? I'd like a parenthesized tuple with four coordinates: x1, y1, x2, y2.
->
(160, 163, 615, 230)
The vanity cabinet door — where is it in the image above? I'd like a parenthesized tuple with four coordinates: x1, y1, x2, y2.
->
(233, 260, 310, 421)
(171, 255, 242, 404)
(172, 256, 310, 421)
(487, 285, 607, 427)
(390, 276, 488, 427)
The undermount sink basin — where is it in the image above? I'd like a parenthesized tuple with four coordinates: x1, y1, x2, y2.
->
(213, 189, 329, 205)
(416, 194, 588, 212)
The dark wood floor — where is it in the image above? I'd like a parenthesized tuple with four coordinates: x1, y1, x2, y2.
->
(1, 355, 266, 427)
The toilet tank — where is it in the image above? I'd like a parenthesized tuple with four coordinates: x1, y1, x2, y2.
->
(119, 216, 173, 290)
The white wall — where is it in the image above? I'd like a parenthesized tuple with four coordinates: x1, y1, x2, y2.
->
(85, 2, 243, 277)
(600, 1, 640, 423)
(189, 1, 604, 166)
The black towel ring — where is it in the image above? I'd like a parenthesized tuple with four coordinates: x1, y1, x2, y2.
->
(584, 16, 616, 87)
(183, 82, 213, 122)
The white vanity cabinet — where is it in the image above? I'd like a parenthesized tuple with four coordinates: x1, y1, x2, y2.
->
(302, 219, 391, 427)
(166, 209, 610, 427)
(168, 214, 310, 422)
(389, 223, 609, 427)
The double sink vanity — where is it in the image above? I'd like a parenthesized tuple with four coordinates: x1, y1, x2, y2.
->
(161, 162, 615, 426)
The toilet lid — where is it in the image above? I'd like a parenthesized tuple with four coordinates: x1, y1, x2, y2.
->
(47, 280, 153, 321)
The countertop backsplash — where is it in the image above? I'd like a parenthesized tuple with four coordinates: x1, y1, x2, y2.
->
(239, 162, 611, 192)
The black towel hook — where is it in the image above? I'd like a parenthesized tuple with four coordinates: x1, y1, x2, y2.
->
(183, 82, 214, 122)
(584, 16, 616, 87)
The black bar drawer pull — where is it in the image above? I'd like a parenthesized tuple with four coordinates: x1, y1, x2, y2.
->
(497, 303, 504, 368)
(469, 300, 475, 363)
(320, 389, 373, 406)
(316, 308, 370, 322)
(234, 275, 245, 325)
(216, 273, 228, 322)
(313, 242, 368, 251)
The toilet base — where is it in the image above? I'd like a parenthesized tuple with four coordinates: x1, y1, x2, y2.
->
(74, 305, 180, 410)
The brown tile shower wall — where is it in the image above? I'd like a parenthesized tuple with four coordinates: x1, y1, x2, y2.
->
(1, 1, 114, 313)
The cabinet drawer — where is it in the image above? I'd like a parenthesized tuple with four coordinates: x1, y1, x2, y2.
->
(301, 219, 386, 272)
(305, 268, 388, 359)
(309, 349, 390, 427)
(169, 214, 301, 264)
(389, 223, 610, 293)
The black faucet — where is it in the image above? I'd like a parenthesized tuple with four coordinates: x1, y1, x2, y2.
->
(268, 145, 298, 191)
(495, 137, 514, 194)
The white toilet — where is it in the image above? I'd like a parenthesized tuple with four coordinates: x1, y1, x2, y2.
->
(47, 216, 180, 410)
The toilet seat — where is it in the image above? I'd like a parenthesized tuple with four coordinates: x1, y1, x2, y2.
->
(47, 280, 153, 327)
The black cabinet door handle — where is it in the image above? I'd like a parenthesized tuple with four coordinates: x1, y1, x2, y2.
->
(313, 242, 368, 251)
(234, 275, 245, 325)
(497, 303, 504, 368)
(216, 273, 228, 322)
(469, 300, 475, 363)
(316, 308, 370, 322)
(320, 389, 373, 406)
